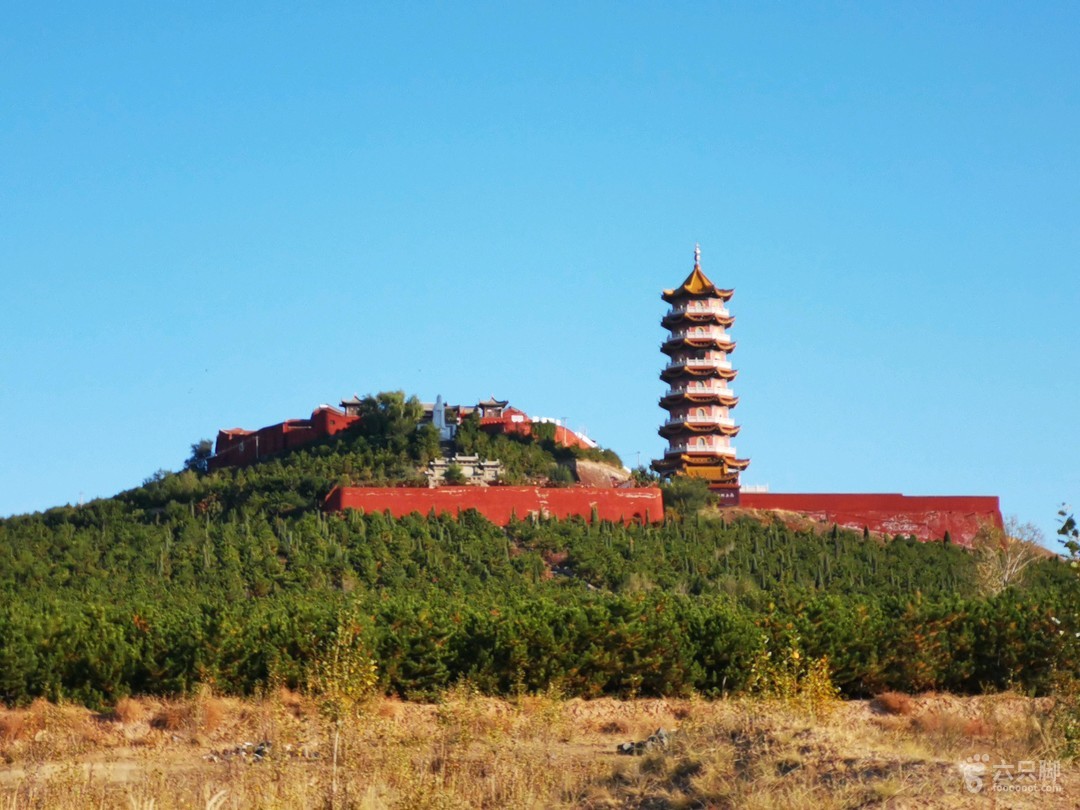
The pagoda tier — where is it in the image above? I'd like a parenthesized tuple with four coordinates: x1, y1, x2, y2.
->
(660, 357, 738, 382)
(660, 332, 735, 355)
(651, 246, 750, 491)
(652, 451, 749, 477)
(659, 386, 738, 407)
(661, 308, 734, 331)
(658, 413, 740, 439)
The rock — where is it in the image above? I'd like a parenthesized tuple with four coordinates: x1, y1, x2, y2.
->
(648, 727, 670, 750)
(571, 459, 630, 489)
(616, 728, 671, 755)
(204, 739, 275, 763)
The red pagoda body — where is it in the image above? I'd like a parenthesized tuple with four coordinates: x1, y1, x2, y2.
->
(651, 247, 750, 503)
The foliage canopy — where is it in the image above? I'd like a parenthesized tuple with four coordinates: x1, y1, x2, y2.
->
(0, 392, 1076, 707)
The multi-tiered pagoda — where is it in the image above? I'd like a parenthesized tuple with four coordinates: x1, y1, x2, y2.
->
(651, 246, 750, 503)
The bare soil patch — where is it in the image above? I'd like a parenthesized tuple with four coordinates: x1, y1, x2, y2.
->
(0, 691, 1073, 808)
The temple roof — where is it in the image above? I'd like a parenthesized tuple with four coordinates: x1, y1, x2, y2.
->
(676, 265, 716, 296)
(662, 246, 733, 301)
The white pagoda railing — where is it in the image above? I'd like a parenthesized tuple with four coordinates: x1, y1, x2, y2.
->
(666, 442, 737, 456)
(664, 329, 733, 343)
(663, 415, 736, 428)
(665, 385, 737, 398)
(665, 357, 731, 370)
(667, 303, 730, 318)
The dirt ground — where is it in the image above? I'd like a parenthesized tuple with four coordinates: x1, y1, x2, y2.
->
(0, 691, 1075, 808)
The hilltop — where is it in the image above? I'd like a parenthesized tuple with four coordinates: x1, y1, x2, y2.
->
(0, 391, 1077, 711)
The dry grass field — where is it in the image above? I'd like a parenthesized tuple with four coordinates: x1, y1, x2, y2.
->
(0, 689, 1074, 809)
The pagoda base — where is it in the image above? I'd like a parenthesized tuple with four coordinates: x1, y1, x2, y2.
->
(652, 454, 745, 485)
(681, 465, 739, 484)
(682, 466, 741, 505)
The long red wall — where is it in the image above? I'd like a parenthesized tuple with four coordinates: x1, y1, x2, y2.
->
(480, 419, 595, 451)
(324, 486, 664, 525)
(738, 492, 1002, 546)
(210, 407, 360, 470)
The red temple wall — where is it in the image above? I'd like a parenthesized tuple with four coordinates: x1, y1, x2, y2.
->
(738, 492, 1002, 547)
(552, 424, 592, 450)
(324, 486, 664, 525)
(211, 407, 360, 470)
(478, 409, 595, 451)
(311, 407, 360, 436)
(211, 404, 595, 471)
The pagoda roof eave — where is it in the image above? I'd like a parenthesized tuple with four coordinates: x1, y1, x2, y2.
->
(668, 453, 749, 470)
(656, 375, 743, 390)
(661, 338, 736, 353)
(651, 458, 742, 482)
(661, 313, 735, 329)
(659, 393, 740, 408)
(659, 364, 735, 375)
(677, 452, 743, 463)
(660, 260, 735, 300)
(661, 287, 734, 304)
(658, 426, 741, 440)
(652, 395, 738, 408)
(682, 467, 742, 482)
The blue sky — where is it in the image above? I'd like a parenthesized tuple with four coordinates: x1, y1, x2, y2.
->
(2, 3, 1078, 545)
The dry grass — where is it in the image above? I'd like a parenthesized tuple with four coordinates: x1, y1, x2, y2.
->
(872, 690, 916, 716)
(111, 697, 144, 725)
(150, 702, 194, 732)
(0, 691, 1073, 808)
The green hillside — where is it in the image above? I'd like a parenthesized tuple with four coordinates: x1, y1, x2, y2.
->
(0, 392, 1077, 708)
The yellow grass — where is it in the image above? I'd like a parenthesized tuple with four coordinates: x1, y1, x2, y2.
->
(0, 691, 1073, 809)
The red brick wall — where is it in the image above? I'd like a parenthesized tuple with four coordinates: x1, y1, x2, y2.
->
(324, 486, 664, 525)
(738, 492, 1002, 546)
(281, 420, 316, 451)
(211, 408, 360, 470)
(478, 412, 595, 450)
(211, 430, 259, 469)
(211, 402, 596, 471)
(311, 407, 361, 436)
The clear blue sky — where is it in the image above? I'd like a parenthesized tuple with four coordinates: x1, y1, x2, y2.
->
(2, 3, 1078, 546)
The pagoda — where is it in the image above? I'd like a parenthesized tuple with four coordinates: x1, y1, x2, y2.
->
(651, 246, 750, 503)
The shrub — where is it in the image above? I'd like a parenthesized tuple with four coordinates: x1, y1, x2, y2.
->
(871, 692, 914, 716)
(443, 464, 467, 485)
(660, 477, 711, 517)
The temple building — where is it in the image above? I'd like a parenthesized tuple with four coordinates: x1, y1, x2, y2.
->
(651, 246, 750, 503)
(209, 394, 597, 471)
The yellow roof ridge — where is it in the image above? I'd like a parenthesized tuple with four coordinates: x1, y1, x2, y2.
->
(680, 265, 715, 294)
(663, 244, 718, 296)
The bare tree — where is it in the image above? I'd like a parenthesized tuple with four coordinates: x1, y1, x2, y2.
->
(972, 516, 1044, 597)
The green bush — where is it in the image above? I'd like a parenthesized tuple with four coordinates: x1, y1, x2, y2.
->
(0, 401, 1077, 706)
(660, 476, 712, 517)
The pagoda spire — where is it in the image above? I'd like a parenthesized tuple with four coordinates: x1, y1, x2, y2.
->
(651, 247, 749, 504)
